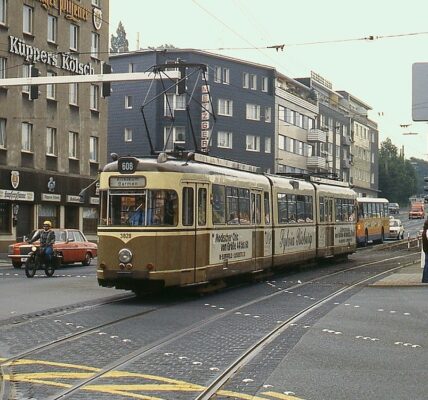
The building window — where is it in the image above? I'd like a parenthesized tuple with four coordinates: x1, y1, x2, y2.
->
(164, 93, 186, 117)
(68, 131, 78, 158)
(90, 84, 99, 110)
(0, 0, 6, 25)
(218, 99, 233, 116)
(250, 74, 257, 90)
(246, 135, 260, 151)
(242, 72, 249, 88)
(47, 15, 57, 43)
(264, 106, 271, 123)
(91, 32, 100, 58)
(261, 77, 268, 92)
(46, 71, 56, 99)
(46, 127, 57, 156)
(70, 24, 79, 51)
(23, 5, 33, 34)
(265, 137, 271, 153)
(22, 64, 30, 93)
(83, 207, 98, 234)
(128, 63, 135, 73)
(214, 66, 229, 84)
(92, 0, 100, 6)
(0, 118, 5, 148)
(164, 126, 185, 151)
(246, 104, 260, 120)
(124, 128, 133, 142)
(0, 57, 6, 79)
(125, 95, 133, 109)
(218, 131, 232, 149)
(89, 136, 98, 162)
(22, 122, 33, 152)
(69, 83, 78, 105)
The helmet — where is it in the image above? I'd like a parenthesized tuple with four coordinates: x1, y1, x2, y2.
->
(43, 220, 52, 227)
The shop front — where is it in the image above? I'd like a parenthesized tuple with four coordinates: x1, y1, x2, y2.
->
(0, 168, 99, 252)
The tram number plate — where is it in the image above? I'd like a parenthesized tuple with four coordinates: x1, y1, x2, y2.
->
(120, 233, 131, 239)
(117, 271, 133, 278)
(118, 157, 138, 174)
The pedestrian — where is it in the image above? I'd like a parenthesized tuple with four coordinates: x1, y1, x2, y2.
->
(422, 220, 428, 283)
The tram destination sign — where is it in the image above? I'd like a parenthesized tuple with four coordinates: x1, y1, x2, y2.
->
(110, 176, 146, 188)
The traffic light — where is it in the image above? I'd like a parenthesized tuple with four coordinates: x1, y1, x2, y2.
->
(30, 65, 39, 100)
(102, 63, 112, 97)
(177, 66, 186, 95)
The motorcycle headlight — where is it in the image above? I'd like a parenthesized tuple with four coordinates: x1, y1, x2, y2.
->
(118, 248, 133, 263)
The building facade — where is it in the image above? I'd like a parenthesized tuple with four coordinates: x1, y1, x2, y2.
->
(108, 49, 277, 172)
(108, 50, 380, 198)
(0, 0, 109, 250)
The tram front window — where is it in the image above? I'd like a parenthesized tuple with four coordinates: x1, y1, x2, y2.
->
(108, 190, 178, 226)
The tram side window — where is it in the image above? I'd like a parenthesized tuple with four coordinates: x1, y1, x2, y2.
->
(212, 184, 226, 224)
(335, 199, 343, 222)
(238, 188, 250, 224)
(226, 187, 239, 224)
(296, 195, 306, 223)
(287, 194, 297, 223)
(251, 193, 261, 224)
(319, 197, 325, 222)
(363, 203, 368, 218)
(198, 188, 207, 226)
(264, 192, 271, 224)
(277, 193, 287, 223)
(100, 191, 107, 226)
(305, 196, 313, 222)
(182, 187, 194, 226)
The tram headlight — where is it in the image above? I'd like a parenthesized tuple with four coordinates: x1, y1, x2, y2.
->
(118, 248, 133, 263)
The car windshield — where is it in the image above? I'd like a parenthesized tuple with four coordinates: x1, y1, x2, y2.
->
(390, 220, 399, 227)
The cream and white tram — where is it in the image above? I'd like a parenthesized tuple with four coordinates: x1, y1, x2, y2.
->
(97, 154, 356, 295)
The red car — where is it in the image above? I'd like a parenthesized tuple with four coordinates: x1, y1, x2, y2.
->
(8, 229, 97, 269)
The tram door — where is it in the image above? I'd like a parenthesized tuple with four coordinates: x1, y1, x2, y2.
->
(251, 190, 263, 270)
(182, 183, 209, 283)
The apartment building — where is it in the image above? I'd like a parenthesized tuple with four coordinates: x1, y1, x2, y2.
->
(0, 0, 109, 250)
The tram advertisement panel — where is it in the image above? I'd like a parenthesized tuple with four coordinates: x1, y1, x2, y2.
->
(334, 224, 355, 246)
(274, 226, 315, 254)
(210, 229, 252, 264)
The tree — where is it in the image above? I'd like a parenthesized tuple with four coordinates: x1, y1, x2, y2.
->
(378, 138, 417, 204)
(148, 44, 177, 50)
(110, 21, 129, 54)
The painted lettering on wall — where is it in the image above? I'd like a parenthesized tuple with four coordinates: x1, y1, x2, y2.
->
(36, 0, 90, 23)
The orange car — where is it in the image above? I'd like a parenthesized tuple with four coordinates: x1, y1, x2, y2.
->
(8, 229, 97, 269)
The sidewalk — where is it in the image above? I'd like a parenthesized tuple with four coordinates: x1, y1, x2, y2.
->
(370, 262, 427, 287)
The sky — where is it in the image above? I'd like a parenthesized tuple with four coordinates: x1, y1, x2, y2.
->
(109, 0, 428, 160)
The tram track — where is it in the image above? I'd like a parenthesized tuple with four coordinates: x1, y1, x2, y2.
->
(0, 250, 416, 400)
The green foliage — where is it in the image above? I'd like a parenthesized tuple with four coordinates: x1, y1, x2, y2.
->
(378, 138, 418, 204)
(110, 21, 129, 54)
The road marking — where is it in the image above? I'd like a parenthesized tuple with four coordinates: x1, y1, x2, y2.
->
(0, 357, 305, 399)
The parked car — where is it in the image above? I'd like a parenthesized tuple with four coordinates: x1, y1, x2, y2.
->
(388, 202, 400, 215)
(387, 218, 404, 240)
(8, 229, 97, 269)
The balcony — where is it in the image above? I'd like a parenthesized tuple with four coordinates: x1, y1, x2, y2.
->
(307, 156, 327, 169)
(307, 128, 326, 142)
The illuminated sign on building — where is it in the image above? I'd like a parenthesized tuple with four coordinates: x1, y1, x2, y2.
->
(9, 36, 95, 75)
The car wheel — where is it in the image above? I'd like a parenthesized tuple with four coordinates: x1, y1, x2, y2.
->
(82, 252, 92, 266)
(12, 261, 22, 269)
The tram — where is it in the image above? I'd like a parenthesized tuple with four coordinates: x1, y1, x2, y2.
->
(96, 153, 357, 295)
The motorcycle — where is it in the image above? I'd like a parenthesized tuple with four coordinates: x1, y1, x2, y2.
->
(25, 245, 60, 278)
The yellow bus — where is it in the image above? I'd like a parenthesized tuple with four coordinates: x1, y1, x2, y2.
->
(356, 197, 389, 246)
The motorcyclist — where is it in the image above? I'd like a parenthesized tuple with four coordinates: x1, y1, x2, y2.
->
(28, 220, 56, 264)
